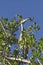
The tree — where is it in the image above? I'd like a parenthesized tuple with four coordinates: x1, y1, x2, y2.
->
(0, 14, 43, 65)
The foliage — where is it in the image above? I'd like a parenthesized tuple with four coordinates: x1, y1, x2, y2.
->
(0, 15, 43, 65)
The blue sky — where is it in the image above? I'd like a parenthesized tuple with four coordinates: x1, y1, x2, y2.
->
(0, 0, 43, 39)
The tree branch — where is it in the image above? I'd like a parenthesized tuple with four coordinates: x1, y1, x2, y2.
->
(6, 57, 42, 65)
(5, 59, 11, 65)
(37, 58, 42, 65)
(6, 57, 31, 64)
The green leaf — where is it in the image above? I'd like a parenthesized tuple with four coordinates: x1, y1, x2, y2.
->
(39, 42, 43, 52)
(16, 14, 23, 20)
(30, 56, 35, 62)
(19, 40, 25, 45)
(32, 49, 41, 57)
(14, 49, 19, 57)
(0, 46, 3, 50)
(0, 39, 4, 44)
(13, 61, 19, 65)
(3, 18, 8, 22)
(0, 22, 2, 30)
(33, 22, 40, 32)
(27, 26, 32, 32)
(29, 17, 34, 22)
